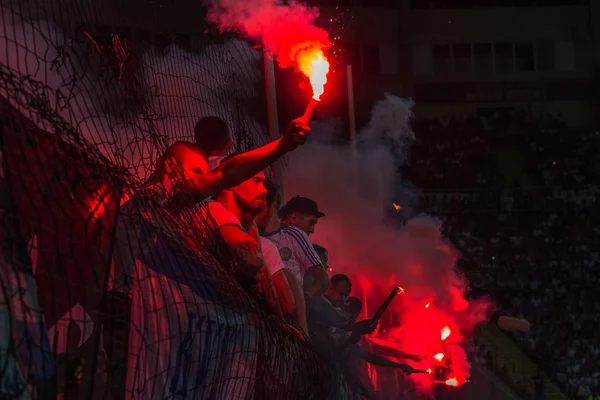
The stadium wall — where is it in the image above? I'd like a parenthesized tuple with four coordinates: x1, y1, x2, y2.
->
(317, 0, 599, 127)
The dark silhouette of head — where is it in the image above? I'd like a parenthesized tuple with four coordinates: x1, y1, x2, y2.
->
(194, 116, 232, 157)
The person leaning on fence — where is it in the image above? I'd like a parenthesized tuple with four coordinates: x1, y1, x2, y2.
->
(105, 117, 312, 398)
(191, 155, 282, 316)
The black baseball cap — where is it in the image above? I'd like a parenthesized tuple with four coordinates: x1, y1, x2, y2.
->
(279, 195, 325, 219)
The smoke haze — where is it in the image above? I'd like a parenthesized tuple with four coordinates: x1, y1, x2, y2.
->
(284, 94, 494, 394)
(0, 13, 267, 180)
(0, 9, 494, 396)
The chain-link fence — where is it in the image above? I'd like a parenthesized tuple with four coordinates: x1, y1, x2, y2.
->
(0, 0, 330, 398)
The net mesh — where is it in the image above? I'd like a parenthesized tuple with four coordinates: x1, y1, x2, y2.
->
(0, 1, 330, 399)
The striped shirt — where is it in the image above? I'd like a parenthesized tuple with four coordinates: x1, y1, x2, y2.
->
(263, 224, 323, 284)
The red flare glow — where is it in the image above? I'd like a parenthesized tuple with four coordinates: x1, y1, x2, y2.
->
(441, 326, 451, 341)
(297, 50, 329, 100)
(425, 302, 430, 309)
(433, 353, 444, 362)
(445, 378, 458, 387)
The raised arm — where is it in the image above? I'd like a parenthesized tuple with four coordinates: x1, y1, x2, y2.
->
(190, 119, 309, 199)
(365, 338, 423, 361)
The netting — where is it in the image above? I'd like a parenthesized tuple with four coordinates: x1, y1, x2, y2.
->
(0, 1, 330, 399)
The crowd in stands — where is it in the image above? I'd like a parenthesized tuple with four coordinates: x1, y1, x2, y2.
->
(407, 111, 600, 400)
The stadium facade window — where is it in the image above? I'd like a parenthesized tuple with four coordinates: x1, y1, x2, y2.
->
(432, 44, 452, 74)
(453, 43, 472, 74)
(327, 0, 353, 6)
(410, 0, 584, 7)
(430, 41, 552, 75)
(473, 43, 493, 73)
(515, 43, 535, 72)
(362, 0, 399, 7)
(363, 45, 381, 73)
(536, 41, 555, 72)
(494, 42, 514, 72)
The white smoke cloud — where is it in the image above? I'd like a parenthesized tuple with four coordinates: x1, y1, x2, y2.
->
(284, 94, 478, 309)
(141, 39, 268, 151)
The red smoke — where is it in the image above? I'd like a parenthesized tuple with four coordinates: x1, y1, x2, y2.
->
(351, 223, 493, 396)
(204, 0, 332, 71)
(283, 94, 495, 397)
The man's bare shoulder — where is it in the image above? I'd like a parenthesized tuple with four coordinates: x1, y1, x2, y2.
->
(169, 141, 205, 159)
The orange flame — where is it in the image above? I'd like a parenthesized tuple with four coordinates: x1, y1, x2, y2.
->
(441, 326, 451, 341)
(445, 377, 458, 386)
(298, 50, 329, 101)
(392, 203, 401, 210)
(433, 353, 445, 362)
(426, 368, 432, 374)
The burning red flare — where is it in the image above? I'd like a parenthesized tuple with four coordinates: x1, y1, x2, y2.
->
(441, 326, 451, 341)
(425, 302, 430, 309)
(433, 353, 444, 362)
(445, 377, 458, 386)
(297, 50, 330, 100)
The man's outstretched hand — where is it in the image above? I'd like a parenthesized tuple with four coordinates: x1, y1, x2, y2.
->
(280, 118, 310, 152)
(399, 364, 416, 375)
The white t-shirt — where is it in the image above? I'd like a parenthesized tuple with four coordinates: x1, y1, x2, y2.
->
(263, 224, 323, 284)
(196, 203, 282, 277)
(260, 237, 285, 276)
(192, 201, 243, 239)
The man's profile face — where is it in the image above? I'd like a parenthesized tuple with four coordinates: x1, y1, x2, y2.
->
(328, 280, 351, 307)
(232, 171, 267, 215)
(290, 213, 319, 235)
(163, 143, 208, 187)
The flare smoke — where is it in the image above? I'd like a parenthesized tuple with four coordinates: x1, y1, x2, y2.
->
(0, 13, 266, 180)
(284, 94, 494, 395)
(204, 0, 331, 71)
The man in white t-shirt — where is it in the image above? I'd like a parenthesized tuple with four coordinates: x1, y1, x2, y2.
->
(188, 164, 291, 399)
(192, 160, 281, 315)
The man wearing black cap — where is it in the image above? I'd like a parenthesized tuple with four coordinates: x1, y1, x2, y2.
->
(258, 192, 376, 339)
(278, 196, 325, 236)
